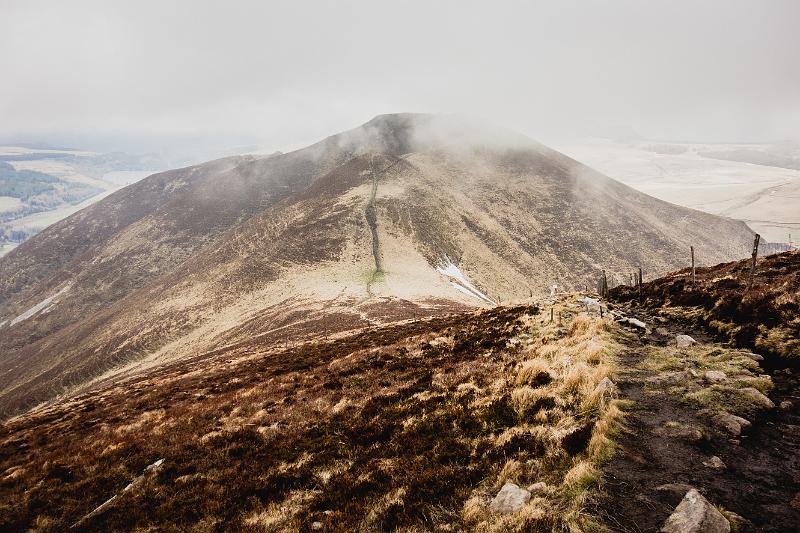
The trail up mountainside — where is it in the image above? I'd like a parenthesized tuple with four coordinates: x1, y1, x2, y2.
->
(596, 250, 800, 532)
(0, 114, 758, 417)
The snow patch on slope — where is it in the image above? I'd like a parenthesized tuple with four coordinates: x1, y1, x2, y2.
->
(436, 260, 495, 304)
(8, 284, 71, 326)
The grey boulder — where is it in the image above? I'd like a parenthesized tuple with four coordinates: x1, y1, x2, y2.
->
(660, 489, 730, 533)
(489, 482, 531, 514)
(675, 335, 697, 348)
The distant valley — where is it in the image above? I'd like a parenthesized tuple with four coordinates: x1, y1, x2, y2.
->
(557, 139, 800, 244)
(0, 146, 164, 256)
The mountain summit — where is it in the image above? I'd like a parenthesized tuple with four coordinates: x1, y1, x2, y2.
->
(0, 113, 756, 416)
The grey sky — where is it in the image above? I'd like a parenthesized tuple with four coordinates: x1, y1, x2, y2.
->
(1, 0, 798, 153)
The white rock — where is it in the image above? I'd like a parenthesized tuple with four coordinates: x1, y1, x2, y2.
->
(619, 316, 647, 330)
(312, 521, 322, 530)
(489, 482, 531, 514)
(743, 352, 764, 362)
(527, 481, 547, 493)
(704, 370, 727, 383)
(660, 489, 730, 533)
(597, 377, 615, 391)
(702, 456, 726, 469)
(780, 400, 793, 410)
(576, 296, 601, 314)
(675, 335, 697, 348)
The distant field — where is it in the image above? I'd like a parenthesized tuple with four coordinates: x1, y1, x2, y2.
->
(557, 139, 800, 244)
(0, 196, 22, 212)
(0, 243, 17, 258)
(0, 146, 161, 248)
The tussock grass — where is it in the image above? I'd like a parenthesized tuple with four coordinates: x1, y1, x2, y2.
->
(462, 306, 624, 532)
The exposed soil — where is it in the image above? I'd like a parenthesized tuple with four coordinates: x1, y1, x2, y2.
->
(595, 311, 800, 532)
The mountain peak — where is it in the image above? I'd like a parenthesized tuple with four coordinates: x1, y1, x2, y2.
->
(331, 112, 534, 157)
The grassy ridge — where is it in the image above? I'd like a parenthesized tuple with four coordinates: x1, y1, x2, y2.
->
(0, 301, 624, 532)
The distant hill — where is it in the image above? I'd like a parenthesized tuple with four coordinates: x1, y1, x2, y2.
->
(0, 113, 758, 417)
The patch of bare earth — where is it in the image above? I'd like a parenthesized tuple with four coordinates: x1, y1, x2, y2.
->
(595, 310, 800, 532)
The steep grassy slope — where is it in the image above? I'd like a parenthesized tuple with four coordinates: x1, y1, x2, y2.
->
(0, 114, 759, 417)
(0, 303, 627, 532)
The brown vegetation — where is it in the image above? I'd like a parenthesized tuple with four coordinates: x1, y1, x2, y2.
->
(610, 250, 800, 363)
(0, 300, 624, 532)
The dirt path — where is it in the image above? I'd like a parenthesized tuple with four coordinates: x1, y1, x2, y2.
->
(595, 319, 800, 532)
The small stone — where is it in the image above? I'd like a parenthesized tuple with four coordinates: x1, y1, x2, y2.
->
(527, 481, 547, 493)
(654, 424, 704, 443)
(489, 482, 531, 514)
(620, 317, 647, 330)
(655, 327, 670, 336)
(702, 456, 726, 469)
(743, 352, 764, 362)
(709, 411, 751, 436)
(724, 511, 752, 531)
(311, 522, 322, 530)
(791, 493, 800, 510)
(597, 377, 615, 390)
(660, 488, 730, 533)
(739, 387, 775, 409)
(704, 370, 727, 384)
(780, 400, 793, 410)
(647, 370, 696, 386)
(675, 334, 697, 348)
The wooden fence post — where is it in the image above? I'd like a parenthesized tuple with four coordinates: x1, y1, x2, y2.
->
(746, 233, 761, 291)
(691, 246, 696, 285)
(638, 266, 643, 301)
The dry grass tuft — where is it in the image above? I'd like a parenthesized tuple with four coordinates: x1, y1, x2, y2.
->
(462, 306, 623, 532)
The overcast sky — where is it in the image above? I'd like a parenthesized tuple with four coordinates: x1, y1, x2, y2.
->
(1, 0, 799, 154)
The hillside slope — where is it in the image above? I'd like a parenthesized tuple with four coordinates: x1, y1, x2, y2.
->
(0, 114, 758, 417)
(610, 250, 800, 362)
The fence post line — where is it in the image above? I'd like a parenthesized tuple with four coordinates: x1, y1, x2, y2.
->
(746, 233, 761, 291)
